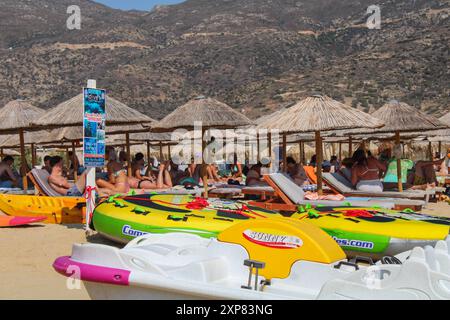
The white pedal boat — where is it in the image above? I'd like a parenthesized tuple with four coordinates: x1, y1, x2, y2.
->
(53, 218, 450, 300)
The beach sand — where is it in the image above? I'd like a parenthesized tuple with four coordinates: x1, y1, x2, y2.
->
(1, 202, 449, 300)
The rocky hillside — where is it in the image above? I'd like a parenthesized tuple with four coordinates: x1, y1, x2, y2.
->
(0, 0, 448, 120)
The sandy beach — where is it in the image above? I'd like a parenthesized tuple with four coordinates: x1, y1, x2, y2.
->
(1, 202, 449, 300)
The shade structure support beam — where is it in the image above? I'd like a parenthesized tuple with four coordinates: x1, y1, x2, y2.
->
(348, 136, 353, 157)
(282, 133, 287, 172)
(315, 131, 323, 195)
(338, 142, 342, 161)
(428, 142, 433, 161)
(395, 131, 403, 192)
(31, 143, 36, 168)
(438, 141, 442, 158)
(268, 131, 272, 168)
(125, 133, 132, 177)
(201, 128, 208, 198)
(147, 141, 151, 167)
(19, 129, 28, 192)
(71, 141, 78, 182)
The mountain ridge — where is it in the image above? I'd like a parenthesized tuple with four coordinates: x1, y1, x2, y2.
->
(0, 0, 448, 120)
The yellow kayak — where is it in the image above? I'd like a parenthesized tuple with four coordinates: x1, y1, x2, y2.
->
(0, 194, 85, 224)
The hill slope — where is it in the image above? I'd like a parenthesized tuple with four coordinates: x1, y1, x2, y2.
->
(0, 0, 448, 119)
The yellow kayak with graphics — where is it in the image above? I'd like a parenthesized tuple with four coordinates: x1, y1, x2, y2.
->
(93, 194, 449, 258)
(292, 206, 449, 257)
(92, 193, 281, 243)
(0, 194, 85, 224)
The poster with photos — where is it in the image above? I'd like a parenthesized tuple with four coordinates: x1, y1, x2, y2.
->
(83, 87, 106, 167)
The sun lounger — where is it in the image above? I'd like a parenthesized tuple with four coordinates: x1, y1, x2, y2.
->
(322, 172, 435, 203)
(28, 169, 64, 197)
(0, 187, 34, 195)
(248, 173, 424, 212)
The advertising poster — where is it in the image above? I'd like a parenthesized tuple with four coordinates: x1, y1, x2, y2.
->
(83, 88, 106, 167)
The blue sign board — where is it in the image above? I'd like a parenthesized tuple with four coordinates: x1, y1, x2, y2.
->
(83, 88, 106, 167)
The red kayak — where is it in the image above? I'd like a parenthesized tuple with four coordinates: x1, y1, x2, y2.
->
(0, 215, 46, 227)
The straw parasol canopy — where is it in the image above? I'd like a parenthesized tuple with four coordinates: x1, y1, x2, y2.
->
(33, 93, 157, 177)
(257, 95, 384, 133)
(257, 94, 384, 194)
(0, 100, 45, 133)
(439, 112, 450, 126)
(153, 96, 253, 196)
(369, 100, 447, 134)
(0, 100, 46, 190)
(32, 94, 155, 130)
(342, 100, 448, 191)
(152, 96, 252, 131)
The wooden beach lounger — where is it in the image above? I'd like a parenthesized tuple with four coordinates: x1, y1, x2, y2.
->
(322, 172, 436, 203)
(249, 173, 424, 212)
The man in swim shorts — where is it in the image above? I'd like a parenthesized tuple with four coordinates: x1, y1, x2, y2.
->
(48, 156, 86, 196)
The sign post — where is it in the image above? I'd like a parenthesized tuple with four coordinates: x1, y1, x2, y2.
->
(83, 80, 106, 232)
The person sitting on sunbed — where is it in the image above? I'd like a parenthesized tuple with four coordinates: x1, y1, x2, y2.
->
(246, 163, 268, 187)
(48, 156, 86, 196)
(0, 156, 19, 188)
(96, 152, 131, 195)
(351, 149, 386, 192)
(437, 148, 450, 176)
(43, 155, 52, 174)
(337, 157, 354, 182)
(286, 156, 309, 186)
(406, 158, 445, 190)
(226, 153, 243, 184)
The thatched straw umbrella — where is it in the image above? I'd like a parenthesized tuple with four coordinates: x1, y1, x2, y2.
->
(152, 96, 253, 197)
(440, 112, 450, 126)
(372, 100, 447, 192)
(258, 94, 384, 194)
(0, 100, 45, 190)
(348, 100, 448, 191)
(32, 93, 155, 176)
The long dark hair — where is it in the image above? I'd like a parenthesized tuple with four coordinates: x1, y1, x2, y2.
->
(352, 149, 368, 167)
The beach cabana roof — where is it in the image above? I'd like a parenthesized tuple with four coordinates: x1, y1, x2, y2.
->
(152, 96, 253, 131)
(32, 94, 155, 129)
(0, 100, 45, 133)
(341, 100, 448, 136)
(257, 94, 384, 134)
(439, 112, 450, 126)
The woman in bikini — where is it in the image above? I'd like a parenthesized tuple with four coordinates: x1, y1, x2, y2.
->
(96, 158, 131, 196)
(128, 160, 173, 190)
(351, 149, 386, 192)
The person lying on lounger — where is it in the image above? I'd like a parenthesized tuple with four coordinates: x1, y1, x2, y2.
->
(48, 156, 86, 196)
(128, 157, 173, 190)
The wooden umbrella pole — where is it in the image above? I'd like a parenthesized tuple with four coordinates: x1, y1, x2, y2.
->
(147, 141, 151, 167)
(168, 144, 171, 160)
(19, 129, 28, 192)
(395, 131, 403, 192)
(125, 132, 132, 177)
(201, 128, 208, 198)
(298, 142, 302, 164)
(338, 142, 342, 161)
(438, 141, 442, 158)
(428, 141, 433, 161)
(268, 131, 272, 168)
(256, 132, 260, 162)
(282, 133, 287, 172)
(315, 131, 323, 195)
(349, 136, 353, 157)
(159, 141, 163, 162)
(31, 143, 36, 168)
(72, 141, 78, 182)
